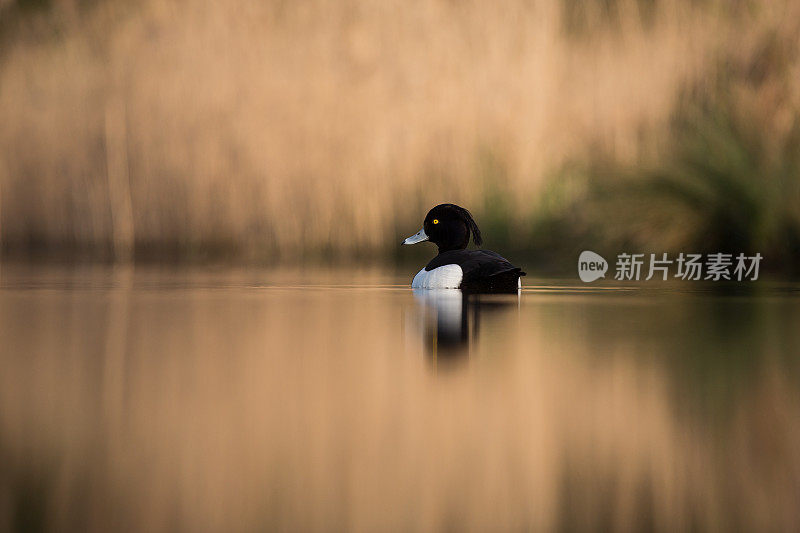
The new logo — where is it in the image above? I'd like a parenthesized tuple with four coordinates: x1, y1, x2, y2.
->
(578, 251, 608, 282)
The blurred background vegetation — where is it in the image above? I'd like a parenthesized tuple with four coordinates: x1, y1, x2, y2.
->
(0, 0, 798, 273)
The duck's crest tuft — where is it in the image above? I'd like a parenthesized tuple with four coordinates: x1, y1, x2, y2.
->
(445, 204, 482, 247)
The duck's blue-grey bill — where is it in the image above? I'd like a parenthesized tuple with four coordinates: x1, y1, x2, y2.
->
(402, 228, 428, 245)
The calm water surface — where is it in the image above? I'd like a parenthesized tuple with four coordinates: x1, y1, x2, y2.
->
(1, 265, 799, 531)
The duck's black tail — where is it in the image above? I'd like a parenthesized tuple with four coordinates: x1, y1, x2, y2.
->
(461, 268, 525, 294)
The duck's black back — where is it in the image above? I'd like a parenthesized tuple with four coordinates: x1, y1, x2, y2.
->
(425, 250, 526, 293)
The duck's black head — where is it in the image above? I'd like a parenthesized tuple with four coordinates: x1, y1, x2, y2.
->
(402, 203, 482, 253)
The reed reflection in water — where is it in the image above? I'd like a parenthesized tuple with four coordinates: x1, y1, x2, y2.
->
(1, 266, 799, 531)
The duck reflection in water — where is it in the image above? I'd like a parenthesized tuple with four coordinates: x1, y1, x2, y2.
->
(411, 289, 519, 367)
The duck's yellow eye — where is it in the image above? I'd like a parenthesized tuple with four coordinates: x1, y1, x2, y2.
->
(432, 219, 439, 225)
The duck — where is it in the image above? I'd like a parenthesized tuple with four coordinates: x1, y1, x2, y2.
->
(402, 203, 526, 292)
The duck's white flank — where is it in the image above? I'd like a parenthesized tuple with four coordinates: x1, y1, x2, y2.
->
(411, 265, 463, 289)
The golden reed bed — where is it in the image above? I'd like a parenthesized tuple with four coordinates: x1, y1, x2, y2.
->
(2, 0, 769, 259)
